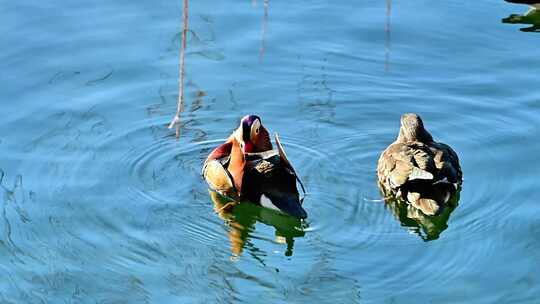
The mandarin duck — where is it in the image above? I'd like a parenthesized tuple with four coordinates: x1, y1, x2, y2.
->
(203, 115, 307, 219)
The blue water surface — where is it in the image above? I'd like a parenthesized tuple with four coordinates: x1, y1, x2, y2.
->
(1, 0, 540, 303)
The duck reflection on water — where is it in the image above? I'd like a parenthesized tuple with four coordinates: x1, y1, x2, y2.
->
(503, 0, 540, 32)
(383, 192, 460, 241)
(209, 190, 306, 258)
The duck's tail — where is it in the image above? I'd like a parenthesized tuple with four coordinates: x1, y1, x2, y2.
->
(402, 179, 456, 216)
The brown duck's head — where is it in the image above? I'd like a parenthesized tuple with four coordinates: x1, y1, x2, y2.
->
(397, 113, 434, 143)
(235, 115, 272, 154)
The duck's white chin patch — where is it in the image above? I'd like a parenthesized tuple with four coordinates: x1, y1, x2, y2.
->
(260, 194, 280, 212)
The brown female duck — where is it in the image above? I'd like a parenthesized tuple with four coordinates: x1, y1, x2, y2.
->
(203, 115, 307, 219)
(377, 113, 462, 215)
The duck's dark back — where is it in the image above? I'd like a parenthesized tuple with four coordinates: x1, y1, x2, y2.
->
(243, 152, 300, 205)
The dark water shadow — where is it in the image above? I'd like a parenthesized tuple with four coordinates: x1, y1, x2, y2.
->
(502, 8, 540, 32)
(384, 191, 461, 241)
(208, 191, 305, 259)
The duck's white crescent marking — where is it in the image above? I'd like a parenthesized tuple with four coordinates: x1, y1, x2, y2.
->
(409, 167, 433, 181)
(260, 194, 280, 211)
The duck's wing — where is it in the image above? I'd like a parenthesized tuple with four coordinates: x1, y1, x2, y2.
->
(204, 160, 236, 197)
(208, 142, 232, 160)
(203, 135, 234, 171)
(378, 142, 440, 215)
(202, 135, 238, 198)
(203, 137, 245, 198)
(245, 154, 307, 219)
(377, 142, 435, 190)
(274, 133, 306, 195)
(430, 142, 462, 186)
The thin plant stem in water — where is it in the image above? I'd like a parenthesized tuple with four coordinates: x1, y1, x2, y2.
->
(259, 0, 269, 62)
(385, 0, 392, 72)
(168, 0, 189, 138)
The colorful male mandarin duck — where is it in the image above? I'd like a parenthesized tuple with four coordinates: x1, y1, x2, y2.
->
(203, 115, 307, 219)
(377, 113, 462, 216)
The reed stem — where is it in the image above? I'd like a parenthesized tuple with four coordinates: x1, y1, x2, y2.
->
(168, 0, 189, 138)
(385, 0, 392, 72)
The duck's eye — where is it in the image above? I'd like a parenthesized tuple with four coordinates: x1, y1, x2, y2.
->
(255, 127, 260, 134)
(240, 142, 245, 149)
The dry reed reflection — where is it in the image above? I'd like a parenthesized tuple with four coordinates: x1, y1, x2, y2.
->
(385, 0, 392, 72)
(259, 0, 269, 62)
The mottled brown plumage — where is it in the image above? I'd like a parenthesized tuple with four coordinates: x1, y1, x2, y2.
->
(377, 113, 462, 215)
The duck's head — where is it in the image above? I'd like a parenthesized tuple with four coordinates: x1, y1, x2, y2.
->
(235, 115, 272, 154)
(397, 113, 434, 143)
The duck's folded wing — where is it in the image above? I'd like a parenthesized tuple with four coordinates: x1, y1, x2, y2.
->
(202, 136, 234, 176)
(379, 143, 434, 189)
(202, 135, 237, 197)
(431, 142, 462, 186)
(274, 133, 293, 172)
(203, 160, 235, 195)
(274, 133, 306, 195)
(206, 138, 233, 162)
